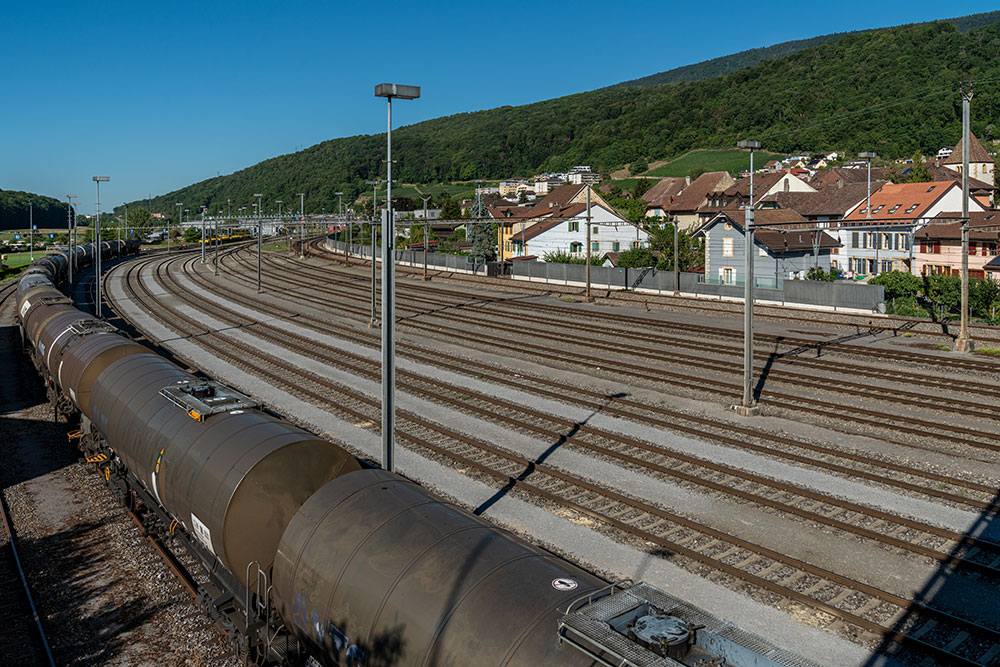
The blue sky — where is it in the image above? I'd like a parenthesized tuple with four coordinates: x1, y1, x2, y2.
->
(2, 0, 995, 212)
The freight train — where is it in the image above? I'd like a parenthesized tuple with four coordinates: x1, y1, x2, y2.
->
(15, 242, 814, 667)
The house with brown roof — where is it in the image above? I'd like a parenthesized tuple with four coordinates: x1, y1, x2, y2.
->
(758, 181, 878, 225)
(914, 211, 1000, 279)
(941, 133, 995, 186)
(493, 184, 649, 260)
(644, 171, 735, 229)
(694, 209, 839, 286)
(699, 172, 815, 223)
(837, 181, 988, 276)
(641, 177, 687, 216)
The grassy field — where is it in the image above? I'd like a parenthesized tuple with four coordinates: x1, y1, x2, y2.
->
(391, 181, 499, 201)
(643, 149, 785, 178)
(1, 251, 53, 268)
(0, 229, 63, 243)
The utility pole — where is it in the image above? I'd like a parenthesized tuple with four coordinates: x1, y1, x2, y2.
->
(735, 140, 761, 416)
(214, 212, 219, 276)
(173, 202, 182, 254)
(29, 200, 33, 262)
(200, 207, 206, 263)
(93, 176, 110, 318)
(254, 193, 263, 292)
(420, 195, 431, 280)
(67, 195, 77, 284)
(366, 180, 380, 325)
(121, 203, 127, 245)
(585, 185, 592, 302)
(956, 85, 974, 352)
(673, 218, 679, 296)
(297, 193, 305, 257)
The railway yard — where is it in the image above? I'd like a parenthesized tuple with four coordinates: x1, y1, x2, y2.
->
(3, 238, 1000, 666)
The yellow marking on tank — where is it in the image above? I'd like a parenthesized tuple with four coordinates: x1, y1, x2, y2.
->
(187, 409, 203, 421)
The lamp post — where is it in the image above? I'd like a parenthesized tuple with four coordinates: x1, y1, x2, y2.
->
(93, 176, 110, 318)
(67, 195, 77, 284)
(420, 195, 431, 280)
(735, 140, 760, 416)
(374, 82, 420, 473)
(254, 193, 263, 292)
(956, 88, 974, 352)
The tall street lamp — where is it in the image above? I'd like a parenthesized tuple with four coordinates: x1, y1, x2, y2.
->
(93, 176, 110, 318)
(956, 87, 974, 352)
(67, 195, 77, 284)
(735, 140, 760, 417)
(374, 82, 420, 473)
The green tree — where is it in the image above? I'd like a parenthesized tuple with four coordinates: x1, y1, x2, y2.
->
(632, 179, 652, 198)
(631, 159, 649, 175)
(467, 220, 496, 261)
(183, 226, 202, 242)
(648, 223, 704, 271)
(614, 247, 657, 267)
(922, 272, 961, 318)
(868, 270, 921, 299)
(440, 197, 462, 219)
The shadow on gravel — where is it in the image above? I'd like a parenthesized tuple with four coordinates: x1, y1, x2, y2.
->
(865, 490, 1000, 666)
(23, 519, 170, 666)
(473, 392, 627, 516)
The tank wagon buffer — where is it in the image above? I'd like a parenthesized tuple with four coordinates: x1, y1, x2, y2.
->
(15, 242, 818, 667)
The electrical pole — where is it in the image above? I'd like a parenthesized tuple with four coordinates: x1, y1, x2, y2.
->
(29, 200, 33, 262)
(421, 195, 431, 280)
(93, 176, 110, 318)
(200, 208, 206, 263)
(585, 185, 592, 302)
(255, 193, 263, 292)
(956, 85, 974, 352)
(297, 193, 305, 257)
(673, 218, 679, 296)
(173, 203, 181, 254)
(735, 140, 761, 416)
(67, 195, 77, 284)
(366, 180, 380, 326)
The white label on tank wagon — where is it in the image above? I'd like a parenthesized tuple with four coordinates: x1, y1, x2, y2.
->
(191, 513, 215, 555)
(552, 578, 578, 591)
(19, 300, 31, 318)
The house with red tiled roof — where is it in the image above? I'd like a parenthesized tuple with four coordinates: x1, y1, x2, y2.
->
(837, 181, 988, 276)
(941, 133, 995, 186)
(914, 211, 1000, 278)
(694, 208, 839, 286)
(699, 172, 816, 224)
(641, 177, 687, 215)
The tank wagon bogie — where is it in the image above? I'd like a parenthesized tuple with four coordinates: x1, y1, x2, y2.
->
(14, 241, 812, 667)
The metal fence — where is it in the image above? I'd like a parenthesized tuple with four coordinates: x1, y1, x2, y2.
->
(327, 238, 884, 312)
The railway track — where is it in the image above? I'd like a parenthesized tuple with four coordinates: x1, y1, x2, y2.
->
(107, 251, 1000, 666)
(345, 242, 1000, 343)
(221, 245, 1000, 454)
(310, 240, 1000, 377)
(0, 282, 56, 667)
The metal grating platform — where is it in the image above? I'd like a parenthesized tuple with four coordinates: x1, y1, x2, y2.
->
(160, 380, 258, 420)
(558, 582, 822, 667)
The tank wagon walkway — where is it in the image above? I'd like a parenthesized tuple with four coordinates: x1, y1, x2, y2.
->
(105, 246, 1000, 667)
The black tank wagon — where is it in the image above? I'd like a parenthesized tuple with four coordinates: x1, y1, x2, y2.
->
(14, 242, 815, 667)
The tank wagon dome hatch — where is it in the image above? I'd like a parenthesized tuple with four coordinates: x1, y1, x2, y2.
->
(558, 581, 821, 667)
(160, 379, 259, 421)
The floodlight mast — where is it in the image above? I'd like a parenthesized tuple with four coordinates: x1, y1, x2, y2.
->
(374, 83, 420, 473)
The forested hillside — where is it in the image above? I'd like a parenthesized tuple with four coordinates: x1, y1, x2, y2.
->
(613, 10, 1000, 88)
(131, 18, 1000, 215)
(0, 190, 68, 231)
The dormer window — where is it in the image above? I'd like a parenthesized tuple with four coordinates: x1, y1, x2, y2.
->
(905, 204, 918, 213)
(926, 185, 936, 193)
(872, 205, 885, 214)
(888, 205, 901, 214)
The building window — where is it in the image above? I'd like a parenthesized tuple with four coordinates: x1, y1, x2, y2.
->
(632, 241, 641, 249)
(722, 237, 734, 257)
(970, 242, 978, 255)
(723, 267, 734, 285)
(592, 226, 599, 235)
(612, 241, 620, 252)
(570, 242, 583, 253)
(882, 233, 891, 250)
(568, 220, 579, 232)
(905, 204, 918, 213)
(852, 231, 860, 248)
(591, 242, 599, 252)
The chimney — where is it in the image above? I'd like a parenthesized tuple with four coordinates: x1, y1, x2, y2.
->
(837, 178, 844, 189)
(685, 176, 691, 186)
(784, 178, 790, 192)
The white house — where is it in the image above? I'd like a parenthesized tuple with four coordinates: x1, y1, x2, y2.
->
(510, 203, 650, 259)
